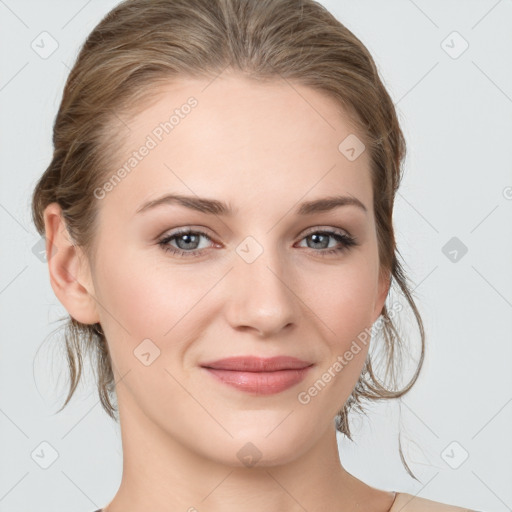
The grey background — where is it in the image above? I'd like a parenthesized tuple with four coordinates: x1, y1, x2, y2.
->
(0, 0, 511, 511)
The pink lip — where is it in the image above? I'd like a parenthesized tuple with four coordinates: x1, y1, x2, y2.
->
(200, 356, 314, 395)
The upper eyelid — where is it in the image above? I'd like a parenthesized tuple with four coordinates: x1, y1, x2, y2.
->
(160, 225, 349, 236)
(301, 226, 350, 236)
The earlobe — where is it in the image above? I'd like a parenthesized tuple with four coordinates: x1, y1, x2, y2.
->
(43, 202, 100, 325)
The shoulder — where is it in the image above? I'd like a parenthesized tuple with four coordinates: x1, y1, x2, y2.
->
(392, 492, 480, 512)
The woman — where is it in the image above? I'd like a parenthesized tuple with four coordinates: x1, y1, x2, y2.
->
(31, 0, 479, 510)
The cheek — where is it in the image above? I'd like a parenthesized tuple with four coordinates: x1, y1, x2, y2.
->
(309, 260, 379, 346)
(303, 260, 378, 398)
(300, 276, 374, 418)
(92, 250, 216, 369)
(90, 248, 158, 363)
(96, 262, 164, 336)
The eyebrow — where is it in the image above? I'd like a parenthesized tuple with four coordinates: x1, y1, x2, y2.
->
(135, 193, 368, 216)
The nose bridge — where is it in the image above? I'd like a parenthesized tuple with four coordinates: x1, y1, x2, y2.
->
(226, 234, 298, 335)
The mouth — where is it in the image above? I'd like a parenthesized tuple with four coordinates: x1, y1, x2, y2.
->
(200, 356, 314, 395)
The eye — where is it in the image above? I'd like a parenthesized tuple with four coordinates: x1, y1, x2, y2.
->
(157, 227, 358, 258)
(158, 228, 214, 258)
(295, 229, 358, 256)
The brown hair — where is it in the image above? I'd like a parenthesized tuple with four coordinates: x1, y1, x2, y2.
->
(32, 0, 425, 478)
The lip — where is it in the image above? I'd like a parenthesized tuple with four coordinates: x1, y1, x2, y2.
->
(200, 356, 314, 395)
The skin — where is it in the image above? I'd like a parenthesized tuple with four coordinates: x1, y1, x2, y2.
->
(44, 70, 396, 512)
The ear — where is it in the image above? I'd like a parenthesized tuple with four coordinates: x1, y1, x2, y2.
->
(43, 202, 100, 325)
(373, 266, 391, 323)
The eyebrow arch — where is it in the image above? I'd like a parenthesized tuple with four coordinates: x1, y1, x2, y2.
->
(296, 195, 367, 215)
(135, 193, 367, 216)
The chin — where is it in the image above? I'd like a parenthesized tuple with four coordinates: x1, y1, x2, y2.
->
(204, 423, 316, 469)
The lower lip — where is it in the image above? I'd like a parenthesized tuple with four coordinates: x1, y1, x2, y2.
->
(201, 366, 313, 395)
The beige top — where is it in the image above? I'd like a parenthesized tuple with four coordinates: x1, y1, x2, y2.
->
(390, 492, 480, 511)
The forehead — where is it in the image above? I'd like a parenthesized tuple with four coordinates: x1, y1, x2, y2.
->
(101, 73, 373, 217)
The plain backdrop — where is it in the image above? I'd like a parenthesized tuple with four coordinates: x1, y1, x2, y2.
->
(0, 1, 511, 511)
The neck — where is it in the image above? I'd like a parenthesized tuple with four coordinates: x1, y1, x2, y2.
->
(103, 392, 391, 512)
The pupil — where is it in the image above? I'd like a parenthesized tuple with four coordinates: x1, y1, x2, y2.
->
(178, 233, 198, 249)
(310, 233, 327, 249)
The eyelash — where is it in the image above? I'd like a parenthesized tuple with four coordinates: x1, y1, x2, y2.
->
(157, 227, 358, 258)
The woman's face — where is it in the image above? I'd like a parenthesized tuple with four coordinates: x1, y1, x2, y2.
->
(85, 73, 389, 466)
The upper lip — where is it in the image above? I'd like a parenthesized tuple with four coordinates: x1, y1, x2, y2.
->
(200, 356, 314, 372)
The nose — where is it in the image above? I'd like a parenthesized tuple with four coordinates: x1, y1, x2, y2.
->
(224, 244, 299, 338)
